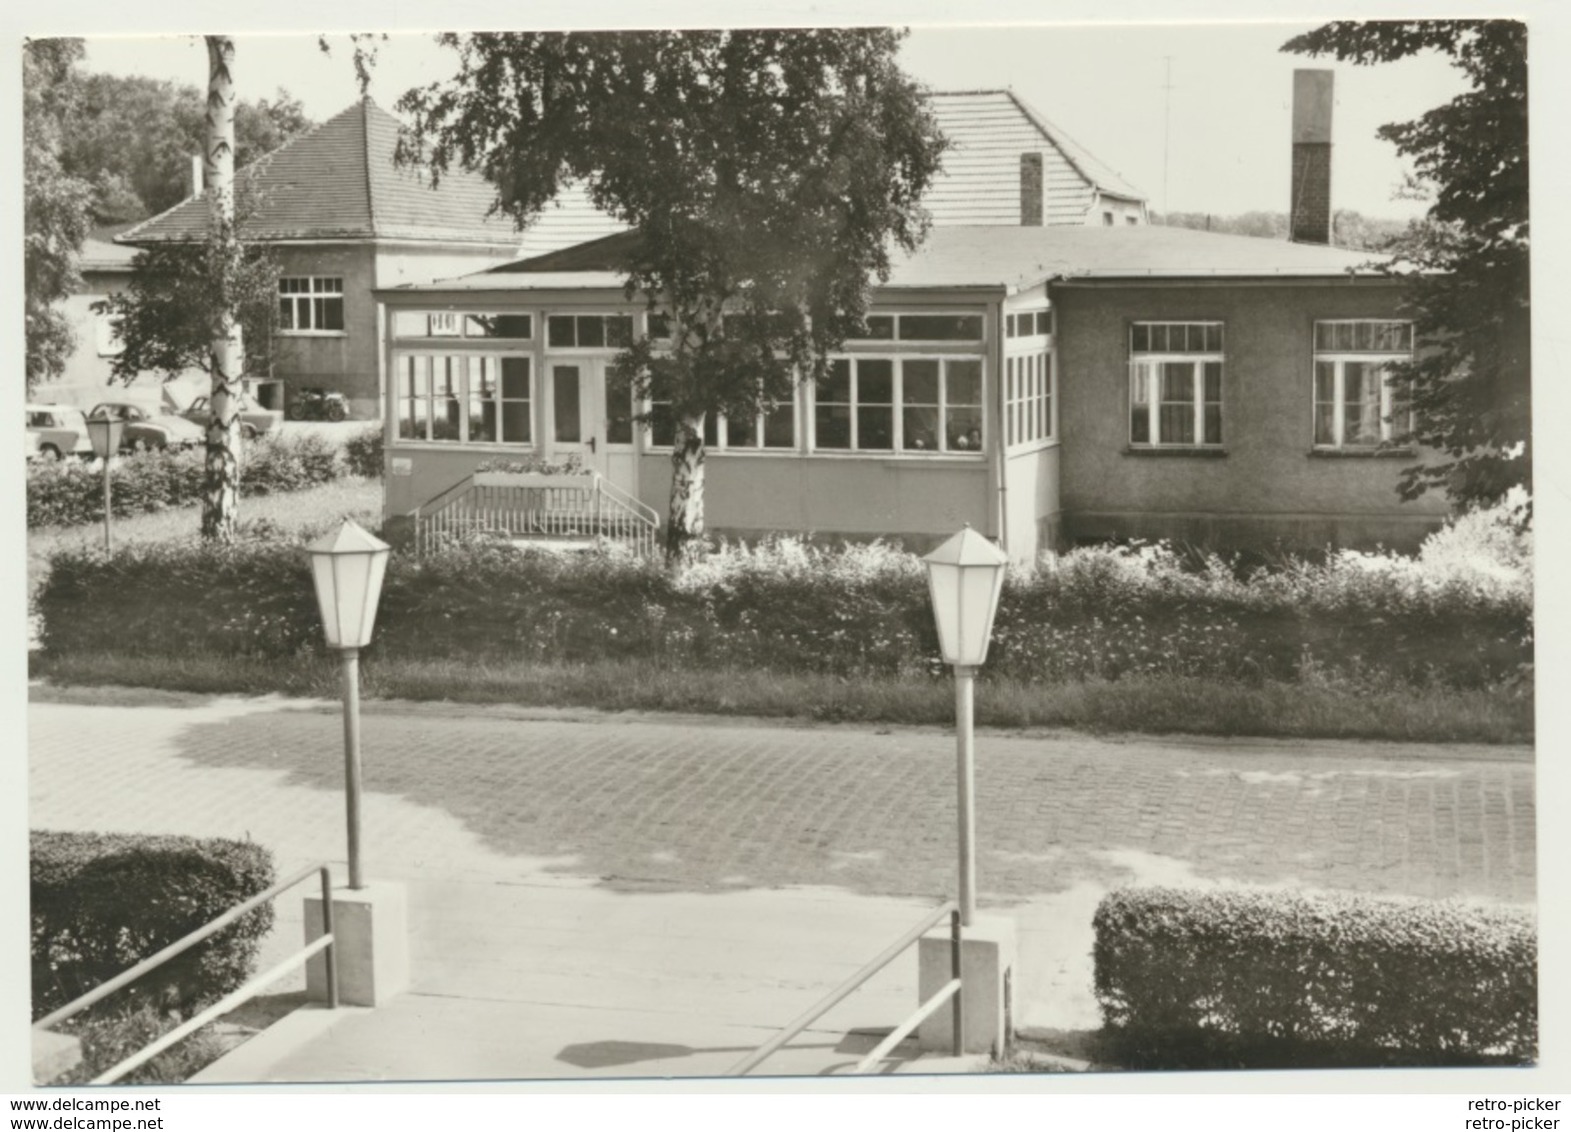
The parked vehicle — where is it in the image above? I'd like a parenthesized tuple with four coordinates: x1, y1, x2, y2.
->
(286, 387, 351, 422)
(25, 404, 94, 461)
(86, 401, 205, 453)
(178, 395, 284, 440)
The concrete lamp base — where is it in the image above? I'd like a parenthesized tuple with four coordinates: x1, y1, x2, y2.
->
(32, 1029, 83, 1085)
(304, 880, 410, 1008)
(916, 914, 1017, 1056)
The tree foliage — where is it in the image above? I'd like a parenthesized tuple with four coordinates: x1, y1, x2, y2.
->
(395, 29, 947, 553)
(95, 231, 283, 384)
(1155, 209, 1407, 251)
(1284, 20, 1529, 508)
(60, 72, 312, 224)
(23, 38, 95, 391)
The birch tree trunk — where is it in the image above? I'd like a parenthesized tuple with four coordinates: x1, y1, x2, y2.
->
(202, 35, 243, 541)
(665, 414, 706, 558)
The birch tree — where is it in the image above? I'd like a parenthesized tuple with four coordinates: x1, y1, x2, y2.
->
(394, 30, 947, 556)
(201, 35, 245, 540)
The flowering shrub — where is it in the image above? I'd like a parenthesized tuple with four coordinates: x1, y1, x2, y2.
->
(36, 533, 1531, 690)
(27, 433, 352, 529)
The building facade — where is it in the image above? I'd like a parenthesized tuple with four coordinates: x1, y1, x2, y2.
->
(375, 225, 1447, 559)
(115, 99, 521, 419)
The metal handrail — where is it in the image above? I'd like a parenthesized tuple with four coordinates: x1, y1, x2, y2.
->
(34, 863, 339, 1084)
(413, 470, 659, 557)
(727, 901, 962, 1077)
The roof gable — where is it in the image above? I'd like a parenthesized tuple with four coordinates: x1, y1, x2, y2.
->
(118, 100, 519, 247)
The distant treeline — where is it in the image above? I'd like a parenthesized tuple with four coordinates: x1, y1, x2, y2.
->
(1152, 210, 1410, 252)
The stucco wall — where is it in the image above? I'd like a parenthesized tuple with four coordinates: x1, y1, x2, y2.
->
(270, 245, 380, 417)
(638, 452, 994, 552)
(34, 268, 205, 412)
(1002, 444, 1061, 562)
(1052, 278, 1450, 552)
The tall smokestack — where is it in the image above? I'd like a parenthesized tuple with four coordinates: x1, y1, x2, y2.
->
(1290, 69, 1333, 245)
(191, 154, 204, 198)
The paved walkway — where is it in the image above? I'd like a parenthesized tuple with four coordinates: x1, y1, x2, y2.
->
(26, 689, 1535, 1082)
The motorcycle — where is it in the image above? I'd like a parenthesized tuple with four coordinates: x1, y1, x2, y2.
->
(286, 387, 351, 422)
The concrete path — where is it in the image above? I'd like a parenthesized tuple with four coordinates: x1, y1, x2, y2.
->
(26, 689, 1535, 1082)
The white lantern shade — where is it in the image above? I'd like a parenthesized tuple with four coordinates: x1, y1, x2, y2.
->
(923, 526, 1009, 668)
(305, 520, 391, 649)
(85, 416, 124, 460)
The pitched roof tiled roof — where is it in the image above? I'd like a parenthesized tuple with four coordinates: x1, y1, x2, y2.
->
(393, 225, 1386, 297)
(508, 89, 1151, 257)
(118, 99, 520, 247)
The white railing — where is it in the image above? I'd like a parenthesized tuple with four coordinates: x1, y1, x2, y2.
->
(413, 471, 660, 557)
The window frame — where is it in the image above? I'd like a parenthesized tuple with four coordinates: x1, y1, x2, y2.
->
(809, 354, 986, 457)
(545, 312, 636, 351)
(393, 351, 535, 448)
(1127, 321, 1226, 449)
(278, 276, 346, 335)
(1311, 319, 1416, 450)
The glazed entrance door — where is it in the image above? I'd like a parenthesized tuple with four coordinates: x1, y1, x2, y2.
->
(546, 359, 604, 474)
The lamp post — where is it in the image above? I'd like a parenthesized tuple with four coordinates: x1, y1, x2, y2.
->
(305, 520, 390, 891)
(922, 525, 1008, 928)
(84, 417, 124, 553)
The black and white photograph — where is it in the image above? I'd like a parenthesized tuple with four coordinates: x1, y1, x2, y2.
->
(9, 0, 1563, 1111)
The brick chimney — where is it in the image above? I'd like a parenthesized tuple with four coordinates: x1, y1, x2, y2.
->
(1020, 153, 1044, 226)
(1290, 70, 1333, 244)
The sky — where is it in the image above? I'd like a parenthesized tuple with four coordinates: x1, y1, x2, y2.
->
(75, 22, 1468, 222)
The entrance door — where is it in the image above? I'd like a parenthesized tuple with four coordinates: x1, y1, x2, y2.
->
(547, 359, 603, 473)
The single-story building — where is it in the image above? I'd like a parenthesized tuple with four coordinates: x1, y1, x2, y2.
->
(373, 223, 1448, 560)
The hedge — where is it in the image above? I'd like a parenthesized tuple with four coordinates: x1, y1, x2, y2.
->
(1092, 886, 1537, 1069)
(35, 537, 1531, 691)
(27, 432, 350, 529)
(31, 831, 276, 1021)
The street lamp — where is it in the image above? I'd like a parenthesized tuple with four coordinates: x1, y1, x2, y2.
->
(84, 416, 124, 553)
(923, 525, 1008, 927)
(305, 520, 390, 890)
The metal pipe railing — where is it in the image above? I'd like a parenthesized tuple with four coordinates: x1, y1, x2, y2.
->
(727, 900, 961, 1077)
(413, 471, 659, 557)
(852, 978, 960, 1074)
(34, 863, 338, 1081)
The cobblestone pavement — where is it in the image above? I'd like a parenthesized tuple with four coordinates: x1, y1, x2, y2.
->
(28, 693, 1536, 906)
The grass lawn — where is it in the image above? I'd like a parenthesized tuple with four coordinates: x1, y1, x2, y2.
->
(29, 653, 1533, 745)
(26, 477, 383, 597)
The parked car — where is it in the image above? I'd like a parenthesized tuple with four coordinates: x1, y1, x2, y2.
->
(286, 387, 351, 422)
(86, 401, 205, 453)
(25, 404, 94, 461)
(178, 394, 284, 440)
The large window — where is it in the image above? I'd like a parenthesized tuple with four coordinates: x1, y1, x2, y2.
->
(398, 354, 532, 444)
(278, 277, 345, 332)
(1129, 322, 1224, 448)
(1312, 320, 1415, 449)
(1007, 352, 1052, 446)
(815, 357, 983, 454)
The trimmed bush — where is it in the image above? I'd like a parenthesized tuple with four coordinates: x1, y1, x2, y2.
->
(31, 831, 276, 1021)
(1092, 886, 1536, 1069)
(344, 426, 384, 479)
(35, 535, 1532, 692)
(27, 432, 350, 529)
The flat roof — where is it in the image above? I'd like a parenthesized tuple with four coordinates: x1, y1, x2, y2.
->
(381, 224, 1391, 300)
